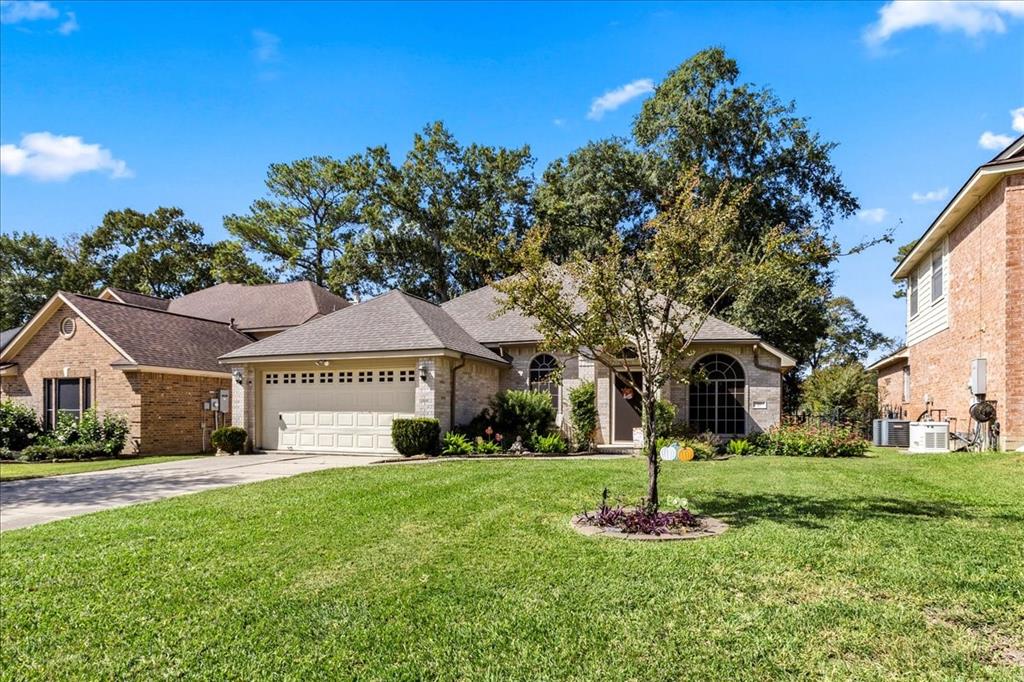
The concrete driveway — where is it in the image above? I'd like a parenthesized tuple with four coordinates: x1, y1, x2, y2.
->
(0, 453, 385, 532)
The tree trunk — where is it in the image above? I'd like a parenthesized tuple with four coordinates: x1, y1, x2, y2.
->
(642, 391, 659, 511)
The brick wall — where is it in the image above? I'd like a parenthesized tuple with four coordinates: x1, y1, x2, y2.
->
(903, 176, 1015, 446)
(415, 357, 452, 433)
(139, 372, 231, 455)
(876, 360, 910, 418)
(1003, 174, 1024, 450)
(452, 358, 501, 427)
(0, 302, 142, 452)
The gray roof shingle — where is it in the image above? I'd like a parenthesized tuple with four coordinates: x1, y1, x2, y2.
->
(442, 281, 760, 345)
(167, 281, 350, 331)
(64, 293, 254, 373)
(220, 290, 508, 364)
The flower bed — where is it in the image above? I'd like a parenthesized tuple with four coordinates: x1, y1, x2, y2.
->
(749, 422, 869, 458)
(571, 489, 727, 541)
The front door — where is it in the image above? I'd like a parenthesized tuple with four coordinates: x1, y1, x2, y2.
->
(612, 372, 643, 443)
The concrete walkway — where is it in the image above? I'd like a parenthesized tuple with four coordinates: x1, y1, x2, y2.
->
(0, 453, 385, 532)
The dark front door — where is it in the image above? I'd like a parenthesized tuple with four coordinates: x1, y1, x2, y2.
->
(612, 372, 643, 442)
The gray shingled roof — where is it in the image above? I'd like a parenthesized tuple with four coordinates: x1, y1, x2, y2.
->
(64, 293, 254, 373)
(442, 281, 760, 345)
(105, 288, 171, 310)
(220, 290, 508, 364)
(167, 281, 350, 331)
(0, 326, 23, 350)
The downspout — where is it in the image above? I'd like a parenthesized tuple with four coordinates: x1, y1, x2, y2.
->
(449, 353, 466, 433)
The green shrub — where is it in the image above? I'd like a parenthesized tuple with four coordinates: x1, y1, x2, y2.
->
(464, 390, 555, 444)
(749, 422, 869, 458)
(391, 418, 440, 456)
(531, 433, 568, 454)
(0, 400, 41, 451)
(100, 412, 130, 456)
(441, 432, 473, 456)
(473, 438, 502, 455)
(18, 443, 108, 462)
(652, 399, 677, 438)
(211, 426, 248, 454)
(568, 382, 597, 450)
(726, 438, 751, 456)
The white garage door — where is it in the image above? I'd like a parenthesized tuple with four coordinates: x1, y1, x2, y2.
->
(261, 369, 417, 453)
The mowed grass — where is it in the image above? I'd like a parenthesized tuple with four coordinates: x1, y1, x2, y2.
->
(1, 450, 1022, 680)
(0, 455, 204, 481)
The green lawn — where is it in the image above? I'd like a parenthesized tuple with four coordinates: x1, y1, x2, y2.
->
(0, 455, 204, 481)
(2, 450, 1022, 680)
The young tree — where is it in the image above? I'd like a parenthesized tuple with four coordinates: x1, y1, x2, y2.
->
(537, 47, 868, 371)
(496, 171, 796, 510)
(225, 156, 361, 293)
(342, 121, 534, 302)
(75, 207, 214, 298)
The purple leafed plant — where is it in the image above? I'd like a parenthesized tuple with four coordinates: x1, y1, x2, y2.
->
(581, 488, 700, 535)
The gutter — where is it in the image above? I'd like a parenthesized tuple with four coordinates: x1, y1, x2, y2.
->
(450, 353, 466, 430)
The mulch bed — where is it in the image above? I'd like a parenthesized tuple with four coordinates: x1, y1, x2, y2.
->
(570, 513, 728, 541)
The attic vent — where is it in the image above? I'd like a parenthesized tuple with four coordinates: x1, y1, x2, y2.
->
(60, 317, 76, 338)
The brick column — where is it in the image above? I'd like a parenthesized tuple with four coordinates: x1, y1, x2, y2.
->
(229, 364, 256, 452)
(415, 357, 451, 433)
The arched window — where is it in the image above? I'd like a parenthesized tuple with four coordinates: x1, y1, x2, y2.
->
(689, 354, 746, 436)
(529, 354, 561, 410)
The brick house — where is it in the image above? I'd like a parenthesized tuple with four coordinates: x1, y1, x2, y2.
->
(0, 282, 348, 454)
(222, 285, 794, 454)
(868, 135, 1024, 451)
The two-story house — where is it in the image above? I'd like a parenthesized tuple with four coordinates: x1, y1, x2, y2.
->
(869, 135, 1023, 451)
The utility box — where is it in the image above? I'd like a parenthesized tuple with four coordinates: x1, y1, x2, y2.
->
(970, 358, 987, 396)
(219, 389, 230, 413)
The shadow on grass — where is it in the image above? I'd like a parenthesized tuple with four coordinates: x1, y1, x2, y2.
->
(700, 493, 1024, 530)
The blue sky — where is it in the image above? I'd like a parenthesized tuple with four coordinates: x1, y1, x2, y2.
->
(2, 1, 1023, 350)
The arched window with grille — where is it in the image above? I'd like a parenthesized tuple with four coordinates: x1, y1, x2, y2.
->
(688, 353, 746, 436)
(528, 353, 561, 410)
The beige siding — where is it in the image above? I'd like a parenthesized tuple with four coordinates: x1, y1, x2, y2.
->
(906, 237, 950, 346)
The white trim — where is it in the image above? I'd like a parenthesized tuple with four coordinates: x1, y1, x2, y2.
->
(112, 364, 231, 379)
(98, 287, 125, 303)
(866, 349, 909, 372)
(221, 348, 509, 367)
(0, 365, 18, 377)
(893, 160, 1024, 278)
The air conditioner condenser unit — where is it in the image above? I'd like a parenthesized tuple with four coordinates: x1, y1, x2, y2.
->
(909, 422, 950, 453)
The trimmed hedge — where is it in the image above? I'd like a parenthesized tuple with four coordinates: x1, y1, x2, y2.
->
(211, 426, 247, 454)
(17, 443, 110, 462)
(392, 418, 440, 456)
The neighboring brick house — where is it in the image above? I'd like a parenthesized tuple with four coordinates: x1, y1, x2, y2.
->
(222, 283, 794, 454)
(868, 135, 1024, 451)
(0, 281, 349, 454)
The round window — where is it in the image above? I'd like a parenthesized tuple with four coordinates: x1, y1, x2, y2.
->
(60, 317, 76, 338)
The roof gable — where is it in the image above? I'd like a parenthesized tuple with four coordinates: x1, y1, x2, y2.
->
(99, 287, 171, 310)
(220, 290, 507, 364)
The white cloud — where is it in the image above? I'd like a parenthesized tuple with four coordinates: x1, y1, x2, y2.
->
(56, 9, 76, 34)
(586, 78, 654, 120)
(252, 29, 280, 63)
(978, 130, 1014, 150)
(864, 1, 1024, 46)
(911, 187, 949, 203)
(0, 132, 132, 181)
(0, 1, 58, 24)
(552, 118, 566, 127)
(1012, 106, 1024, 133)
(856, 208, 889, 223)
